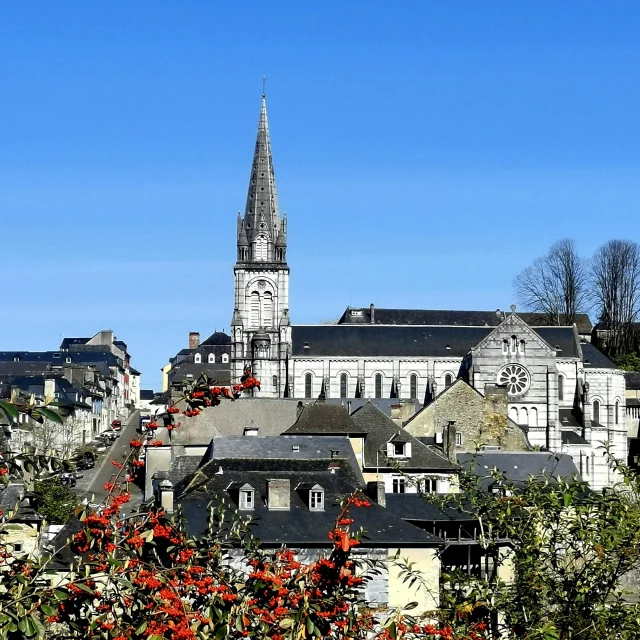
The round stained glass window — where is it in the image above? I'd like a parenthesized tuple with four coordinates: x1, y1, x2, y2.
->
(497, 364, 530, 395)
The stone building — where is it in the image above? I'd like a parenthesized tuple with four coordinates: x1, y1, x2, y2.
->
(216, 92, 626, 489)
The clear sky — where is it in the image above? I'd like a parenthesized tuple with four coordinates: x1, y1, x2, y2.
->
(1, 2, 639, 390)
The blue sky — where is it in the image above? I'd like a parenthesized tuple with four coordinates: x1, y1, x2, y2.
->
(1, 2, 639, 390)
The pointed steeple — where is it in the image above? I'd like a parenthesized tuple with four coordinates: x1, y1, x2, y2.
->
(241, 92, 281, 261)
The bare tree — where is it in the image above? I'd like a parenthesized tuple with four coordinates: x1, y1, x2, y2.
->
(590, 239, 640, 357)
(514, 239, 588, 325)
(27, 416, 84, 459)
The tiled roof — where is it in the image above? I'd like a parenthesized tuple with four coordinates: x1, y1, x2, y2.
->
(384, 494, 475, 522)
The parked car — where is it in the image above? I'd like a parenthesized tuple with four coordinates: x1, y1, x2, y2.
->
(60, 472, 77, 487)
(72, 454, 96, 471)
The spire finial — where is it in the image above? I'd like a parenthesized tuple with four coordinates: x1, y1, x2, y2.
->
(262, 75, 266, 97)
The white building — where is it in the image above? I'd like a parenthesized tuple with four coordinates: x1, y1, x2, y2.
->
(226, 93, 626, 489)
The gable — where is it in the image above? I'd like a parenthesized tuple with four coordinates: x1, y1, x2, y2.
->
(471, 312, 557, 357)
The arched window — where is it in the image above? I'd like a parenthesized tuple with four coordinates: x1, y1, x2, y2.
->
(374, 374, 383, 399)
(304, 373, 312, 399)
(593, 400, 600, 424)
(615, 400, 619, 425)
(519, 407, 528, 425)
(254, 235, 267, 261)
(194, 353, 202, 364)
(509, 407, 518, 423)
(250, 291, 260, 327)
(558, 375, 564, 402)
(262, 291, 273, 328)
(409, 374, 418, 400)
(520, 340, 526, 354)
(511, 335, 518, 353)
(339, 373, 348, 399)
(208, 353, 215, 364)
(585, 456, 590, 476)
(502, 340, 509, 355)
(221, 354, 229, 364)
(444, 374, 453, 388)
(529, 407, 538, 427)
(272, 375, 278, 391)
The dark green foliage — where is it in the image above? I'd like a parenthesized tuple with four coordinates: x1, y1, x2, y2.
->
(616, 353, 640, 372)
(33, 478, 79, 524)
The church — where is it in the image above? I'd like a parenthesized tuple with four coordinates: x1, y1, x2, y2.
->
(224, 93, 626, 490)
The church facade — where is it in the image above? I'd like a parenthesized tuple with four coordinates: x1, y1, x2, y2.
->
(229, 94, 626, 489)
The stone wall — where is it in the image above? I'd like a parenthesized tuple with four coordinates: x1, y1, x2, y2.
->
(404, 380, 530, 451)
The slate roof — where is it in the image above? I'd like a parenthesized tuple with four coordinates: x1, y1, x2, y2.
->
(384, 494, 475, 522)
(292, 325, 492, 358)
(581, 343, 618, 369)
(201, 332, 232, 346)
(561, 430, 589, 445)
(349, 402, 455, 471)
(169, 363, 232, 385)
(283, 402, 361, 435)
(626, 372, 640, 390)
(0, 484, 42, 522)
(337, 308, 593, 334)
(140, 389, 155, 400)
(174, 443, 441, 547)
(458, 451, 580, 488)
(325, 398, 422, 417)
(292, 325, 580, 359)
(166, 399, 303, 444)
(558, 408, 583, 429)
(129, 367, 141, 376)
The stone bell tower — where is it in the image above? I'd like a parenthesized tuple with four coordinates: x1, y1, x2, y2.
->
(230, 91, 291, 397)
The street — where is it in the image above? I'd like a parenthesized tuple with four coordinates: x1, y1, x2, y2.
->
(77, 410, 143, 510)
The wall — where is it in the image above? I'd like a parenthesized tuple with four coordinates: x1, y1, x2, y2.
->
(387, 547, 440, 613)
(404, 381, 529, 451)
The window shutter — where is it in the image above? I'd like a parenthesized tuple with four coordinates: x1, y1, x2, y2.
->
(387, 442, 394, 457)
(405, 443, 412, 458)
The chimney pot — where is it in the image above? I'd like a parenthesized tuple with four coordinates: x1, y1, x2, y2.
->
(370, 303, 375, 324)
(156, 479, 174, 513)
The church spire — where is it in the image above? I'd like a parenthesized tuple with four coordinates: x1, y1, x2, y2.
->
(240, 91, 282, 261)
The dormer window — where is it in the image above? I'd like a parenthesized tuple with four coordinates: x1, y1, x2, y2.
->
(222, 354, 229, 364)
(208, 353, 215, 364)
(194, 353, 202, 364)
(309, 485, 324, 511)
(239, 484, 255, 510)
(66, 357, 72, 363)
(387, 441, 412, 458)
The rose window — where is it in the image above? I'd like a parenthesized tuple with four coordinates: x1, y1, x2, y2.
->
(497, 364, 530, 395)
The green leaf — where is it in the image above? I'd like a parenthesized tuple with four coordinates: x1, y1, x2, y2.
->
(54, 589, 69, 600)
(136, 621, 148, 634)
(0, 401, 19, 419)
(40, 604, 57, 617)
(39, 407, 63, 424)
(279, 618, 294, 629)
(215, 626, 229, 640)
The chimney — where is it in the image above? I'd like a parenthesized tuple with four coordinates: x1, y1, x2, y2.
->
(44, 378, 56, 402)
(267, 479, 290, 510)
(366, 481, 386, 508)
(189, 332, 200, 349)
(442, 421, 457, 464)
(156, 479, 174, 514)
(370, 303, 375, 324)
